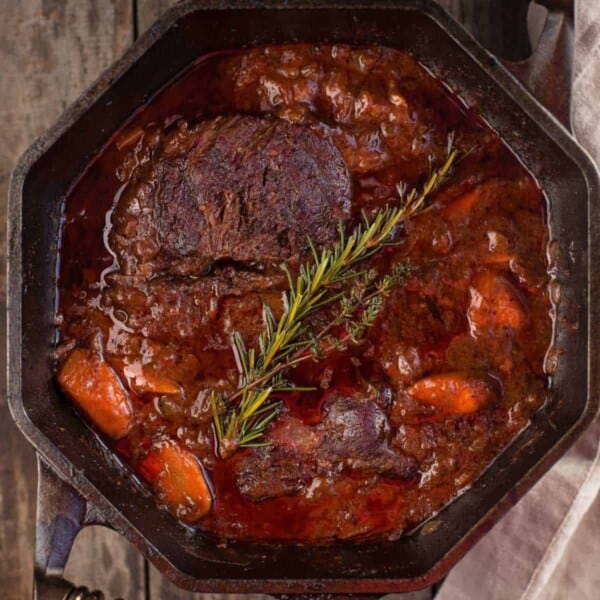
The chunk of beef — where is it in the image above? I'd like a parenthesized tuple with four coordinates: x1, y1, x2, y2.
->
(321, 394, 411, 475)
(234, 390, 417, 501)
(102, 267, 287, 346)
(234, 417, 322, 500)
(110, 115, 351, 276)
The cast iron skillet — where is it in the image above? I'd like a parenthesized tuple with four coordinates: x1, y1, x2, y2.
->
(8, 0, 600, 597)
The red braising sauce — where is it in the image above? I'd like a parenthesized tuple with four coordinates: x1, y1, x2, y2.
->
(57, 45, 551, 542)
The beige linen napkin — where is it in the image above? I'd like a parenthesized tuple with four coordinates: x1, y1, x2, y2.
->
(436, 1, 600, 599)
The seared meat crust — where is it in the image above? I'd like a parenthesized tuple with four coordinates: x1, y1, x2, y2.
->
(111, 115, 351, 276)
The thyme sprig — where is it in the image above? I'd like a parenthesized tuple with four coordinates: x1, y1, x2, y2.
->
(211, 144, 459, 459)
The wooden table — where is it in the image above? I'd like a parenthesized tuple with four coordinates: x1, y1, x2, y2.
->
(1, 1, 530, 597)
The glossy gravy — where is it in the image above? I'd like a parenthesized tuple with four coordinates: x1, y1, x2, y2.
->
(57, 45, 551, 542)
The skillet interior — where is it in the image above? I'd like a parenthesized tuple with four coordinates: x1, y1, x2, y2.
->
(8, 0, 599, 592)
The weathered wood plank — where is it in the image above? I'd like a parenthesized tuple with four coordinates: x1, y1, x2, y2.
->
(0, 1, 140, 598)
(63, 525, 146, 600)
(437, 0, 462, 13)
(137, 0, 179, 34)
(148, 562, 273, 600)
(459, 0, 532, 60)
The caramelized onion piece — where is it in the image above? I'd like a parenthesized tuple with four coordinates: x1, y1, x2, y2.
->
(139, 442, 213, 523)
(57, 349, 133, 439)
(408, 371, 497, 414)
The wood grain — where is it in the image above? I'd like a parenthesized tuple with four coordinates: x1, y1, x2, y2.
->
(63, 526, 146, 600)
(0, 1, 140, 598)
(137, 0, 179, 34)
(459, 0, 532, 60)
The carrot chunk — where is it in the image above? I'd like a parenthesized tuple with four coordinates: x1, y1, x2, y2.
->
(140, 443, 213, 523)
(467, 271, 527, 333)
(408, 371, 496, 414)
(58, 349, 133, 439)
(481, 253, 515, 266)
(123, 363, 180, 396)
(137, 372, 180, 395)
(442, 187, 483, 219)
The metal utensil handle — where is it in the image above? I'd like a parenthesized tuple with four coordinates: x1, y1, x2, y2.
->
(34, 456, 109, 600)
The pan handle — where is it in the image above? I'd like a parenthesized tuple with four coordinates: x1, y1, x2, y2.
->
(34, 456, 109, 600)
(31, 464, 399, 600)
(460, 0, 574, 131)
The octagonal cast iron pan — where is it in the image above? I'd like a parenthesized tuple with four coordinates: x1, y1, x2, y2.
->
(7, 0, 600, 598)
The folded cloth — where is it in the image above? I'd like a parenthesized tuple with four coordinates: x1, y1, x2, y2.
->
(436, 1, 600, 598)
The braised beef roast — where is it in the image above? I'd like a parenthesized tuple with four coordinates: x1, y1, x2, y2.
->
(110, 115, 351, 276)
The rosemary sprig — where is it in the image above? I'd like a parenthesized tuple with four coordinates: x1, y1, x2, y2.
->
(210, 264, 409, 458)
(211, 144, 458, 458)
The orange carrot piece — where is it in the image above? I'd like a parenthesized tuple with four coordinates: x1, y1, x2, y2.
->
(124, 363, 180, 396)
(442, 187, 483, 219)
(141, 443, 213, 523)
(481, 253, 515, 266)
(467, 271, 527, 333)
(408, 371, 495, 414)
(138, 372, 180, 395)
(58, 349, 133, 439)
